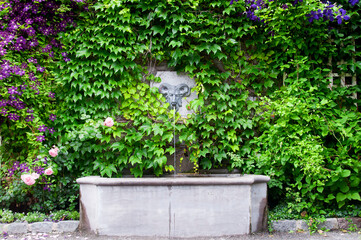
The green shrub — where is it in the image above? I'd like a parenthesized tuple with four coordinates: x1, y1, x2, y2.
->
(0, 209, 79, 223)
(0, 209, 15, 223)
(251, 76, 361, 213)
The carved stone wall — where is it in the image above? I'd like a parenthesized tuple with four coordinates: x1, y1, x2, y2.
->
(150, 71, 197, 118)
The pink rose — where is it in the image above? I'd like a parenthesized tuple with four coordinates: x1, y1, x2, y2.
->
(49, 148, 58, 157)
(49, 146, 59, 157)
(31, 173, 40, 179)
(21, 174, 36, 185)
(44, 168, 53, 175)
(103, 117, 114, 127)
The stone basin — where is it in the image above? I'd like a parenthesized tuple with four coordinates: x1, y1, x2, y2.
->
(77, 174, 270, 238)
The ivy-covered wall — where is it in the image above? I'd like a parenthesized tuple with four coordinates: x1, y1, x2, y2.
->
(55, 0, 261, 178)
(1, 0, 360, 214)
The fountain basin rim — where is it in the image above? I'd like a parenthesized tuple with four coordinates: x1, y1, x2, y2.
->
(76, 174, 270, 186)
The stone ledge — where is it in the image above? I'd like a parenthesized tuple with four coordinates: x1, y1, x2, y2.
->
(2, 218, 360, 234)
(0, 221, 79, 234)
(272, 217, 361, 232)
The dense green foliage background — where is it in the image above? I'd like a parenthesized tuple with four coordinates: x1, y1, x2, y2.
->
(1, 0, 361, 216)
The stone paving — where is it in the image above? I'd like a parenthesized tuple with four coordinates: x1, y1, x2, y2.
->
(1, 231, 361, 240)
(0, 221, 78, 235)
(272, 217, 361, 232)
(1, 219, 361, 240)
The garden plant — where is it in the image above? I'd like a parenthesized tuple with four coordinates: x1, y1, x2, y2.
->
(1, 0, 360, 226)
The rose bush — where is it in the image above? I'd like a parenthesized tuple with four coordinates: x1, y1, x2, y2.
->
(0, 0, 87, 213)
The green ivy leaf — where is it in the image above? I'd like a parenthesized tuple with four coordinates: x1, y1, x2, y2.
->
(153, 124, 164, 136)
(341, 169, 351, 178)
(151, 25, 166, 36)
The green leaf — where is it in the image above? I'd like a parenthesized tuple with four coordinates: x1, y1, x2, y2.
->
(207, 44, 221, 54)
(111, 142, 125, 151)
(350, 192, 361, 201)
(154, 148, 164, 157)
(155, 156, 167, 166)
(172, 49, 182, 60)
(169, 40, 182, 48)
(129, 154, 142, 164)
(153, 124, 164, 136)
(341, 169, 351, 177)
(336, 192, 347, 202)
(139, 123, 152, 135)
(151, 25, 166, 36)
(350, 176, 360, 187)
(130, 167, 143, 178)
(101, 164, 117, 178)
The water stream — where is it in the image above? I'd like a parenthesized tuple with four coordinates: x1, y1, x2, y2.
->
(173, 106, 176, 176)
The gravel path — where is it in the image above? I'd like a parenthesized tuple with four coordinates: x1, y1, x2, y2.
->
(2, 231, 361, 240)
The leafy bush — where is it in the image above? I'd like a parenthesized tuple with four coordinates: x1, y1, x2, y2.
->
(0, 209, 79, 223)
(0, 209, 15, 223)
(250, 76, 361, 212)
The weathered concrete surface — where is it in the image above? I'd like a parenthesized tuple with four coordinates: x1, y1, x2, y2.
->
(28, 222, 53, 233)
(250, 182, 268, 233)
(77, 175, 270, 238)
(0, 221, 79, 235)
(318, 218, 339, 230)
(4, 222, 27, 234)
(272, 217, 361, 232)
(273, 220, 297, 232)
(55, 220, 79, 233)
(337, 217, 361, 230)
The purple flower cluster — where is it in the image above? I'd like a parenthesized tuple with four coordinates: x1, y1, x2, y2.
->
(8, 161, 52, 191)
(38, 125, 47, 132)
(48, 127, 55, 134)
(230, 0, 266, 21)
(0, 95, 27, 121)
(349, 0, 359, 6)
(230, 0, 355, 25)
(7, 161, 35, 176)
(36, 65, 45, 72)
(307, 3, 351, 24)
(49, 113, 56, 121)
(0, 0, 76, 60)
(36, 135, 46, 142)
(336, 9, 351, 24)
(0, 0, 86, 141)
(245, 0, 266, 21)
(35, 124, 55, 141)
(8, 112, 20, 121)
(25, 114, 34, 122)
(0, 61, 27, 80)
(0, 108, 8, 116)
(48, 92, 55, 98)
(61, 52, 70, 62)
(292, 0, 303, 6)
(42, 179, 52, 191)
